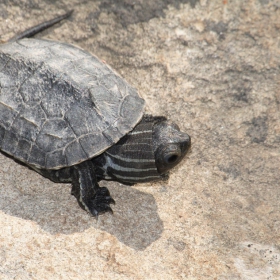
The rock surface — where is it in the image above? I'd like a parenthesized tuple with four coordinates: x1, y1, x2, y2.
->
(0, 0, 279, 279)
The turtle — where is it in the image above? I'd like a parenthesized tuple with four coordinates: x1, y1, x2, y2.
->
(0, 11, 191, 217)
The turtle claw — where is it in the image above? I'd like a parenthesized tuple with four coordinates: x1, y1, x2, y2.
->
(87, 187, 115, 218)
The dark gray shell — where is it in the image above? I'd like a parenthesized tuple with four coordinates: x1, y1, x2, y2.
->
(0, 39, 145, 169)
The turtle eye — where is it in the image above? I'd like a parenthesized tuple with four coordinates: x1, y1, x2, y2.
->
(153, 120, 191, 174)
(155, 144, 183, 173)
(164, 153, 180, 164)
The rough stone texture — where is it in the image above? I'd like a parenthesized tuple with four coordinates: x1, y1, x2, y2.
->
(0, 0, 280, 279)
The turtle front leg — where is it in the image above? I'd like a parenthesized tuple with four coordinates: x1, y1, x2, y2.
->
(71, 161, 115, 217)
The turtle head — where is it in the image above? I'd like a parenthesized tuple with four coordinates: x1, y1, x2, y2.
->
(153, 120, 191, 174)
(94, 115, 190, 184)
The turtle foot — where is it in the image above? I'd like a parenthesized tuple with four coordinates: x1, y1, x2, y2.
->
(86, 187, 115, 218)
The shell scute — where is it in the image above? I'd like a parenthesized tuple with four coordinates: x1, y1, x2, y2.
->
(0, 38, 145, 169)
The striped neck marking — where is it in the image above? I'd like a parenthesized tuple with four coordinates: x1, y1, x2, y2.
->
(105, 151, 155, 163)
(110, 173, 160, 182)
(104, 153, 157, 172)
(98, 118, 163, 183)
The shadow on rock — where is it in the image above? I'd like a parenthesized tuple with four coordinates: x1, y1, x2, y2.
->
(0, 177, 163, 250)
(98, 184, 164, 250)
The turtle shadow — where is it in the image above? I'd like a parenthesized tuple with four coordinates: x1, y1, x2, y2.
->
(0, 165, 163, 250)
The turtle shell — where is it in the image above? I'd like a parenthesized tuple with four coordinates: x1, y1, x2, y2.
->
(0, 39, 145, 169)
